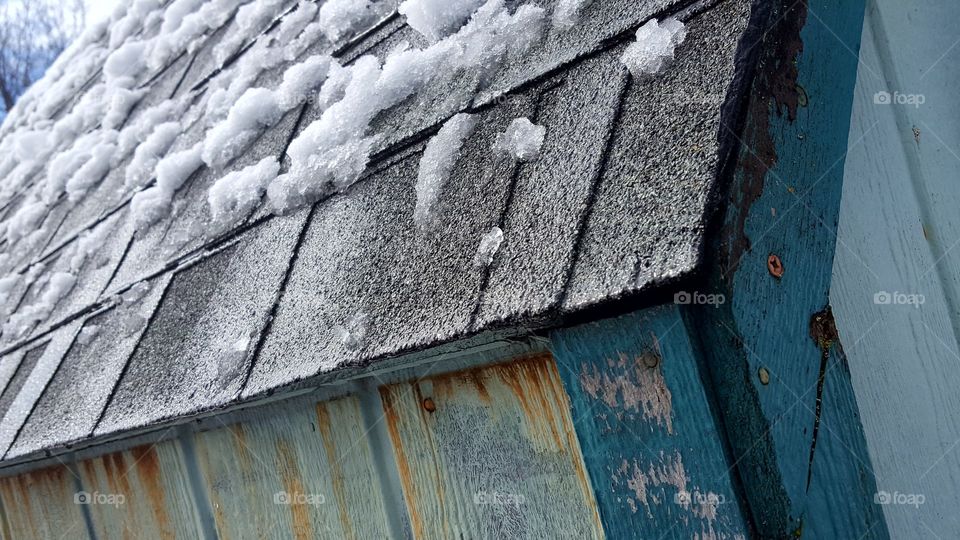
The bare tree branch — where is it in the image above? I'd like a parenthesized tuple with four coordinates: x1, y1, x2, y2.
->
(0, 0, 85, 114)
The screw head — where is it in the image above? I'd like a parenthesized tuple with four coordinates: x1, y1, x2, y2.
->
(767, 254, 784, 278)
(422, 397, 436, 413)
(758, 367, 770, 385)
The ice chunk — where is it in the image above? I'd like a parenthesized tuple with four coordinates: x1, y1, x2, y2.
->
(157, 142, 205, 194)
(215, 0, 286, 66)
(334, 312, 369, 351)
(65, 131, 120, 202)
(493, 117, 545, 161)
(4, 200, 48, 245)
(121, 281, 152, 304)
(553, 0, 593, 30)
(474, 226, 504, 267)
(207, 156, 281, 230)
(276, 55, 334, 111)
(414, 113, 478, 227)
(399, 0, 485, 41)
(77, 325, 101, 346)
(621, 17, 687, 77)
(104, 40, 149, 87)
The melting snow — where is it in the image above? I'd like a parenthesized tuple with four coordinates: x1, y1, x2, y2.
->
(414, 113, 478, 227)
(318, 0, 390, 42)
(208, 156, 281, 230)
(622, 18, 687, 77)
(335, 312, 370, 351)
(399, 0, 486, 42)
(268, 0, 546, 214)
(493, 117, 545, 161)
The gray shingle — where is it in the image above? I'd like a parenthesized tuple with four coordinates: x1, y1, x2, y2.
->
(244, 93, 536, 396)
(0, 343, 47, 426)
(7, 276, 170, 459)
(96, 209, 308, 436)
(475, 48, 629, 327)
(563, 0, 750, 310)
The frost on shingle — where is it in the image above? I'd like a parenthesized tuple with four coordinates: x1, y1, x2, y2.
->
(399, 0, 485, 42)
(621, 17, 687, 77)
(6, 275, 171, 459)
(0, 321, 81, 457)
(414, 113, 478, 227)
(96, 210, 309, 437)
(493, 117, 545, 161)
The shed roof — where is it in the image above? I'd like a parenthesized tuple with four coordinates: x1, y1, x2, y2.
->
(0, 0, 753, 466)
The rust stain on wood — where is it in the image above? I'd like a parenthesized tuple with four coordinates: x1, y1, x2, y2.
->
(276, 439, 312, 540)
(721, 0, 808, 281)
(383, 352, 604, 537)
(131, 445, 173, 539)
(379, 386, 425, 539)
(315, 402, 355, 540)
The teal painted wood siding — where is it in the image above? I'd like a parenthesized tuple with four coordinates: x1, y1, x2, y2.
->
(551, 305, 750, 539)
(686, 0, 888, 537)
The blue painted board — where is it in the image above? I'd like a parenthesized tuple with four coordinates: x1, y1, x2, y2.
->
(551, 304, 750, 539)
(689, 0, 888, 536)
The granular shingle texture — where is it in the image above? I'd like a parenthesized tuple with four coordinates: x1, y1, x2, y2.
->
(0, 0, 754, 465)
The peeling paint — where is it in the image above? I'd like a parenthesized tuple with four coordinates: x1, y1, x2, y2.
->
(579, 351, 674, 433)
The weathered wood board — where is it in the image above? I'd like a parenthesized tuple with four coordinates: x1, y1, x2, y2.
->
(192, 396, 393, 539)
(379, 353, 604, 539)
(0, 463, 87, 539)
(77, 439, 202, 539)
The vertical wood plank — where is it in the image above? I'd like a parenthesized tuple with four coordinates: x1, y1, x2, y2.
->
(689, 0, 887, 537)
(551, 305, 750, 539)
(380, 353, 604, 539)
(831, 1, 960, 538)
(0, 464, 87, 539)
(192, 396, 392, 539)
(77, 439, 201, 539)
